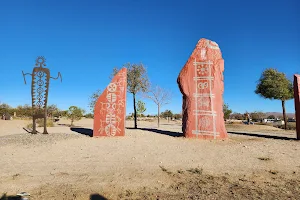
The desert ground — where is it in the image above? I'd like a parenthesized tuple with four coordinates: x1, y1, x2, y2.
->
(0, 118, 300, 200)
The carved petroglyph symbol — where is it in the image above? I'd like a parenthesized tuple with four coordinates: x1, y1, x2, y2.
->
(198, 97, 210, 108)
(200, 48, 207, 60)
(198, 82, 208, 90)
(107, 83, 117, 92)
(197, 65, 208, 75)
(206, 40, 219, 50)
(106, 113, 116, 124)
(106, 93, 117, 103)
(105, 124, 117, 136)
(198, 116, 211, 129)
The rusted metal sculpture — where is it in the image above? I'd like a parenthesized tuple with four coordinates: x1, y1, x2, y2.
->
(22, 56, 62, 134)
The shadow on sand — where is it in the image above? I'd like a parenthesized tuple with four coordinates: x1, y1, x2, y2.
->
(228, 131, 298, 141)
(70, 127, 93, 137)
(0, 194, 21, 200)
(90, 193, 108, 200)
(126, 127, 184, 137)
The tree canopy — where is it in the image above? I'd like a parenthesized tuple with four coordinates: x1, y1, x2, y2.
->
(255, 68, 293, 101)
(67, 106, 85, 126)
(223, 103, 232, 120)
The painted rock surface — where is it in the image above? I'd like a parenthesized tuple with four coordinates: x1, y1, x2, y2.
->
(177, 38, 227, 139)
(294, 74, 300, 140)
(93, 68, 127, 137)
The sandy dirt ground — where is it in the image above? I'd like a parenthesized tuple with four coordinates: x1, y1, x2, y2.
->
(0, 118, 300, 199)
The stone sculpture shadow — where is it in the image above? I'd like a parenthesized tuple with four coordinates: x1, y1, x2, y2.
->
(126, 127, 184, 137)
(0, 194, 22, 200)
(89, 193, 108, 200)
(70, 127, 93, 137)
(228, 131, 298, 141)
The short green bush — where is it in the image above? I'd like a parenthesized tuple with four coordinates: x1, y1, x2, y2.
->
(26, 119, 54, 129)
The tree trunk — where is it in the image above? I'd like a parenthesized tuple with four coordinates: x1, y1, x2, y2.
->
(282, 100, 287, 130)
(133, 93, 137, 129)
(157, 105, 160, 128)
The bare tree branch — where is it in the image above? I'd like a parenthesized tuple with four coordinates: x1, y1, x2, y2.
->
(144, 85, 172, 127)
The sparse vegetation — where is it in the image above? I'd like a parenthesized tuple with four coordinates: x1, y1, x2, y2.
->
(223, 103, 232, 120)
(258, 157, 271, 161)
(268, 170, 279, 175)
(66, 106, 85, 126)
(88, 89, 102, 114)
(186, 167, 203, 175)
(26, 119, 54, 129)
(145, 85, 172, 127)
(136, 100, 146, 117)
(159, 165, 172, 175)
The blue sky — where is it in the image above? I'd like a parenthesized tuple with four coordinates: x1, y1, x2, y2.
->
(0, 0, 299, 115)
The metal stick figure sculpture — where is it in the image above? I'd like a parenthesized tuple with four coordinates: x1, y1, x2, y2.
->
(22, 56, 62, 134)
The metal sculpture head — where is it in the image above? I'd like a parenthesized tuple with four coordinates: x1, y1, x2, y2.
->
(35, 56, 46, 68)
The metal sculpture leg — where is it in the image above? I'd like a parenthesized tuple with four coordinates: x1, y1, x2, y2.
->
(43, 116, 48, 134)
(32, 116, 37, 134)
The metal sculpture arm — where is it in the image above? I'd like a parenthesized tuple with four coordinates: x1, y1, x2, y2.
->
(22, 71, 32, 85)
(50, 72, 62, 82)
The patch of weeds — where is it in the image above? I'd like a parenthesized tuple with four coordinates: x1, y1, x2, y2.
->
(186, 168, 203, 175)
(258, 157, 271, 161)
(268, 170, 278, 175)
(125, 190, 133, 197)
(159, 165, 172, 175)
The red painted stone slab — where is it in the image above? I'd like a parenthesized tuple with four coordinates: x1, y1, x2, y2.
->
(294, 74, 300, 140)
(177, 38, 227, 139)
(93, 68, 127, 137)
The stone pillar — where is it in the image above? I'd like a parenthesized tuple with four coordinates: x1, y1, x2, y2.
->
(93, 68, 127, 137)
(177, 38, 227, 139)
(294, 74, 300, 140)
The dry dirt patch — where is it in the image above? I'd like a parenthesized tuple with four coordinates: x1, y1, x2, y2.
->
(0, 119, 300, 199)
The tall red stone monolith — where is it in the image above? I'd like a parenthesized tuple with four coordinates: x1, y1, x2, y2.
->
(93, 68, 127, 137)
(294, 74, 300, 140)
(177, 38, 227, 139)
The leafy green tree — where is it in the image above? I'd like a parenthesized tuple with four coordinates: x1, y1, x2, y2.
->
(173, 113, 182, 120)
(136, 100, 146, 117)
(67, 106, 85, 126)
(47, 104, 59, 119)
(88, 89, 102, 115)
(255, 68, 293, 129)
(223, 103, 232, 120)
(0, 103, 11, 115)
(250, 111, 265, 122)
(231, 112, 244, 120)
(84, 113, 94, 118)
(111, 63, 149, 129)
(267, 115, 276, 119)
(161, 110, 173, 122)
(15, 104, 32, 117)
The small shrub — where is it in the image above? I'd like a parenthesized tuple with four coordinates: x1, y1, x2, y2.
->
(276, 123, 296, 130)
(159, 165, 172, 175)
(258, 157, 271, 161)
(26, 119, 54, 129)
(186, 167, 203, 175)
(268, 170, 278, 175)
(36, 119, 54, 127)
